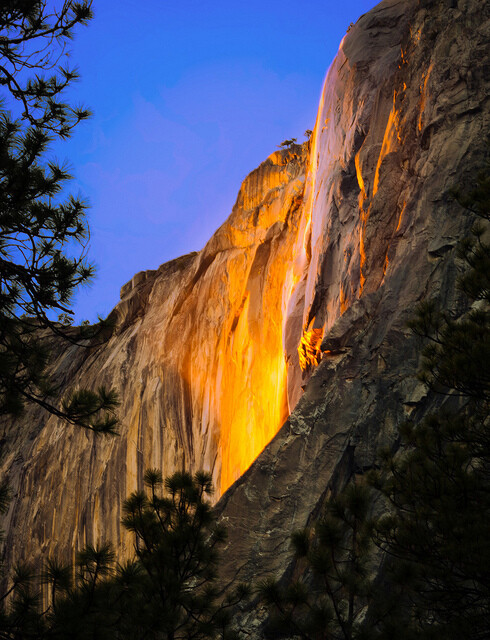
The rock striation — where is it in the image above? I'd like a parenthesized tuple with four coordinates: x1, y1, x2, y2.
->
(214, 0, 490, 627)
(0, 141, 309, 569)
(0, 0, 489, 612)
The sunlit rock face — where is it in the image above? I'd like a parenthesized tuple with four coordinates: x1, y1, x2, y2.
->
(215, 0, 490, 631)
(0, 144, 308, 568)
(1, 0, 489, 590)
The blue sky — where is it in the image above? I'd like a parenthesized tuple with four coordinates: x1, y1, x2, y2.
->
(53, 0, 376, 322)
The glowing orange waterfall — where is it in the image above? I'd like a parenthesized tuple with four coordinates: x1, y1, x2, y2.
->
(212, 29, 412, 493)
(217, 284, 290, 492)
(212, 25, 395, 492)
(150, 17, 414, 499)
(205, 70, 335, 492)
(189, 146, 309, 494)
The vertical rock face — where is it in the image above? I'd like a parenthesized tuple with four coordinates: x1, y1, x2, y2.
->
(0, 0, 489, 597)
(283, 0, 489, 407)
(0, 143, 308, 568)
(215, 0, 490, 625)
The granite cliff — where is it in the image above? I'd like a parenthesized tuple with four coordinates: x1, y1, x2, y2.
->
(1, 0, 489, 609)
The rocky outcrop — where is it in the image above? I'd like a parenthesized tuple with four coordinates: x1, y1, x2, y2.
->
(0, 0, 489, 612)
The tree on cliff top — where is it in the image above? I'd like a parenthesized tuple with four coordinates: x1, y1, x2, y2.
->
(0, 1, 118, 433)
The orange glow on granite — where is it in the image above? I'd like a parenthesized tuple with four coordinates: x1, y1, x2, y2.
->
(340, 284, 348, 315)
(214, 83, 329, 493)
(359, 194, 369, 295)
(284, 80, 326, 375)
(418, 63, 433, 132)
(163, 141, 309, 497)
(359, 91, 402, 294)
(212, 166, 307, 493)
(396, 201, 407, 232)
(373, 105, 398, 196)
(359, 231, 366, 293)
(218, 285, 290, 493)
(355, 150, 367, 210)
(356, 149, 368, 294)
(301, 84, 325, 260)
(298, 322, 324, 371)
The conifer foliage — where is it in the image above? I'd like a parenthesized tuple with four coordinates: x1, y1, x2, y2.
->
(3, 470, 248, 639)
(0, 1, 118, 432)
(116, 469, 247, 640)
(259, 483, 376, 640)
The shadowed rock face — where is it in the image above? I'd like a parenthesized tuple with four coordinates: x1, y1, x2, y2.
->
(214, 0, 490, 630)
(0, 0, 489, 607)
